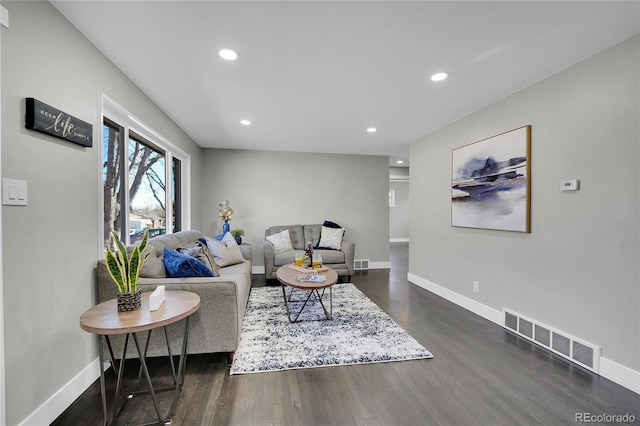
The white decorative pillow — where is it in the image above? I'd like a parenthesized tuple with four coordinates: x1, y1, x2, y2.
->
(205, 232, 245, 267)
(318, 226, 344, 250)
(266, 229, 294, 254)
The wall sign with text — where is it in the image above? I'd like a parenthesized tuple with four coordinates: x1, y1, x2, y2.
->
(25, 98, 93, 147)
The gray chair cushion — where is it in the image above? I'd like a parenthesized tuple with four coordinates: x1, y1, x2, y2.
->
(274, 251, 296, 267)
(314, 249, 345, 264)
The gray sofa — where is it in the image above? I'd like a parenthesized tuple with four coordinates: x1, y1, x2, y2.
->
(263, 224, 355, 281)
(96, 230, 252, 362)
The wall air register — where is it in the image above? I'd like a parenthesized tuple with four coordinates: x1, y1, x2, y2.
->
(503, 308, 600, 373)
(354, 259, 369, 270)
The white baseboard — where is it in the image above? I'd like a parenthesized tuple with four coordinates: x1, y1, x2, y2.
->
(407, 272, 640, 395)
(18, 358, 101, 426)
(368, 261, 390, 270)
(407, 273, 503, 325)
(390, 238, 409, 243)
(600, 357, 640, 394)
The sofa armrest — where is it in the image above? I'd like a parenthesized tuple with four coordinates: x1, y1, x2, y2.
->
(341, 240, 355, 275)
(263, 241, 276, 278)
(239, 243, 252, 262)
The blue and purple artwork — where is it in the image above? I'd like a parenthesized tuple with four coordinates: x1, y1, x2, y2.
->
(451, 126, 531, 233)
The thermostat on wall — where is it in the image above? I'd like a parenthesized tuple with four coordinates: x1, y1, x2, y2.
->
(560, 179, 580, 191)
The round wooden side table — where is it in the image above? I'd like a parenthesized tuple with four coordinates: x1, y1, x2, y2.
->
(80, 290, 200, 426)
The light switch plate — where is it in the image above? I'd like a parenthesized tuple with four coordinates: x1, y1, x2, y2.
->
(2, 178, 28, 206)
(560, 179, 579, 191)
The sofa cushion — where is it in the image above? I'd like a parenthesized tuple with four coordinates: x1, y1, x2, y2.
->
(317, 225, 345, 250)
(302, 224, 322, 247)
(163, 248, 214, 277)
(205, 232, 245, 267)
(218, 259, 252, 281)
(139, 245, 167, 278)
(314, 248, 345, 264)
(151, 230, 205, 251)
(274, 251, 295, 267)
(266, 229, 294, 253)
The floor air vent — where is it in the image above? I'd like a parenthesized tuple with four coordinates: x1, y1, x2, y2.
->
(354, 259, 369, 270)
(503, 308, 600, 373)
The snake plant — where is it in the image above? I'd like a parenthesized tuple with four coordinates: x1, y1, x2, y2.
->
(105, 229, 150, 294)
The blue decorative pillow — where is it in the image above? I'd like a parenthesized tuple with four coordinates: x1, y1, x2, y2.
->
(163, 248, 214, 277)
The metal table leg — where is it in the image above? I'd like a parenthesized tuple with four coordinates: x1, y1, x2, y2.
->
(313, 287, 333, 320)
(169, 316, 191, 417)
(282, 285, 333, 322)
(132, 333, 164, 424)
(98, 316, 192, 425)
(98, 335, 108, 426)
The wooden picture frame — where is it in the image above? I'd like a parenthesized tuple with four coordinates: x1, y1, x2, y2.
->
(451, 125, 531, 233)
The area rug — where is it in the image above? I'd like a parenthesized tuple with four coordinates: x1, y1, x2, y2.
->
(230, 283, 433, 374)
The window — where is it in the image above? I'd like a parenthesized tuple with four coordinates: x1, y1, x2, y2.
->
(101, 95, 189, 251)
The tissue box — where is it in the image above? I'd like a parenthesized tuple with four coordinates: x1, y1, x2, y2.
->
(149, 286, 166, 311)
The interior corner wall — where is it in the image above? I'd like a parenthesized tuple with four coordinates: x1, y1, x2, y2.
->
(409, 34, 639, 376)
(200, 149, 390, 269)
(1, 2, 202, 425)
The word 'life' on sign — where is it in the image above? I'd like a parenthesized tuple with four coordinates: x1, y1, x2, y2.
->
(25, 98, 93, 147)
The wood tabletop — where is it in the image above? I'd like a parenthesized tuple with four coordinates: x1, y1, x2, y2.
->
(276, 263, 338, 290)
(79, 290, 200, 335)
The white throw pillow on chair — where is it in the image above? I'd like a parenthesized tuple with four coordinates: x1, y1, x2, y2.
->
(318, 226, 344, 250)
(266, 229, 294, 253)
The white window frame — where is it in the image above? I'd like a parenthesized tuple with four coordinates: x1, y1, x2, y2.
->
(98, 93, 191, 254)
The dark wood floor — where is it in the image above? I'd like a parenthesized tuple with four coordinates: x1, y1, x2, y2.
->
(53, 243, 639, 425)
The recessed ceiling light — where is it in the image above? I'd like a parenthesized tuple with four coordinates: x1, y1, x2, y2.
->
(430, 72, 448, 82)
(240, 119, 252, 125)
(366, 127, 377, 133)
(396, 160, 404, 164)
(219, 49, 239, 61)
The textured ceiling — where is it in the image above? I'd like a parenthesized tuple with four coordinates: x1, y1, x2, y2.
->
(51, 1, 640, 165)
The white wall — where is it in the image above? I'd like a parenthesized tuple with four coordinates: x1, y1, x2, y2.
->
(1, 2, 203, 424)
(201, 149, 390, 270)
(409, 35, 639, 387)
(0, 5, 6, 424)
(389, 166, 409, 241)
(389, 181, 409, 241)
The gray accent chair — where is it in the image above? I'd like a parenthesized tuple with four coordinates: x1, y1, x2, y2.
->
(96, 230, 252, 363)
(263, 224, 355, 281)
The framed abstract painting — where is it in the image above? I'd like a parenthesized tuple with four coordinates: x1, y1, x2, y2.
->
(451, 125, 531, 233)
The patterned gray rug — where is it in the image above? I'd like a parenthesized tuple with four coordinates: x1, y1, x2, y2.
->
(230, 283, 433, 375)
